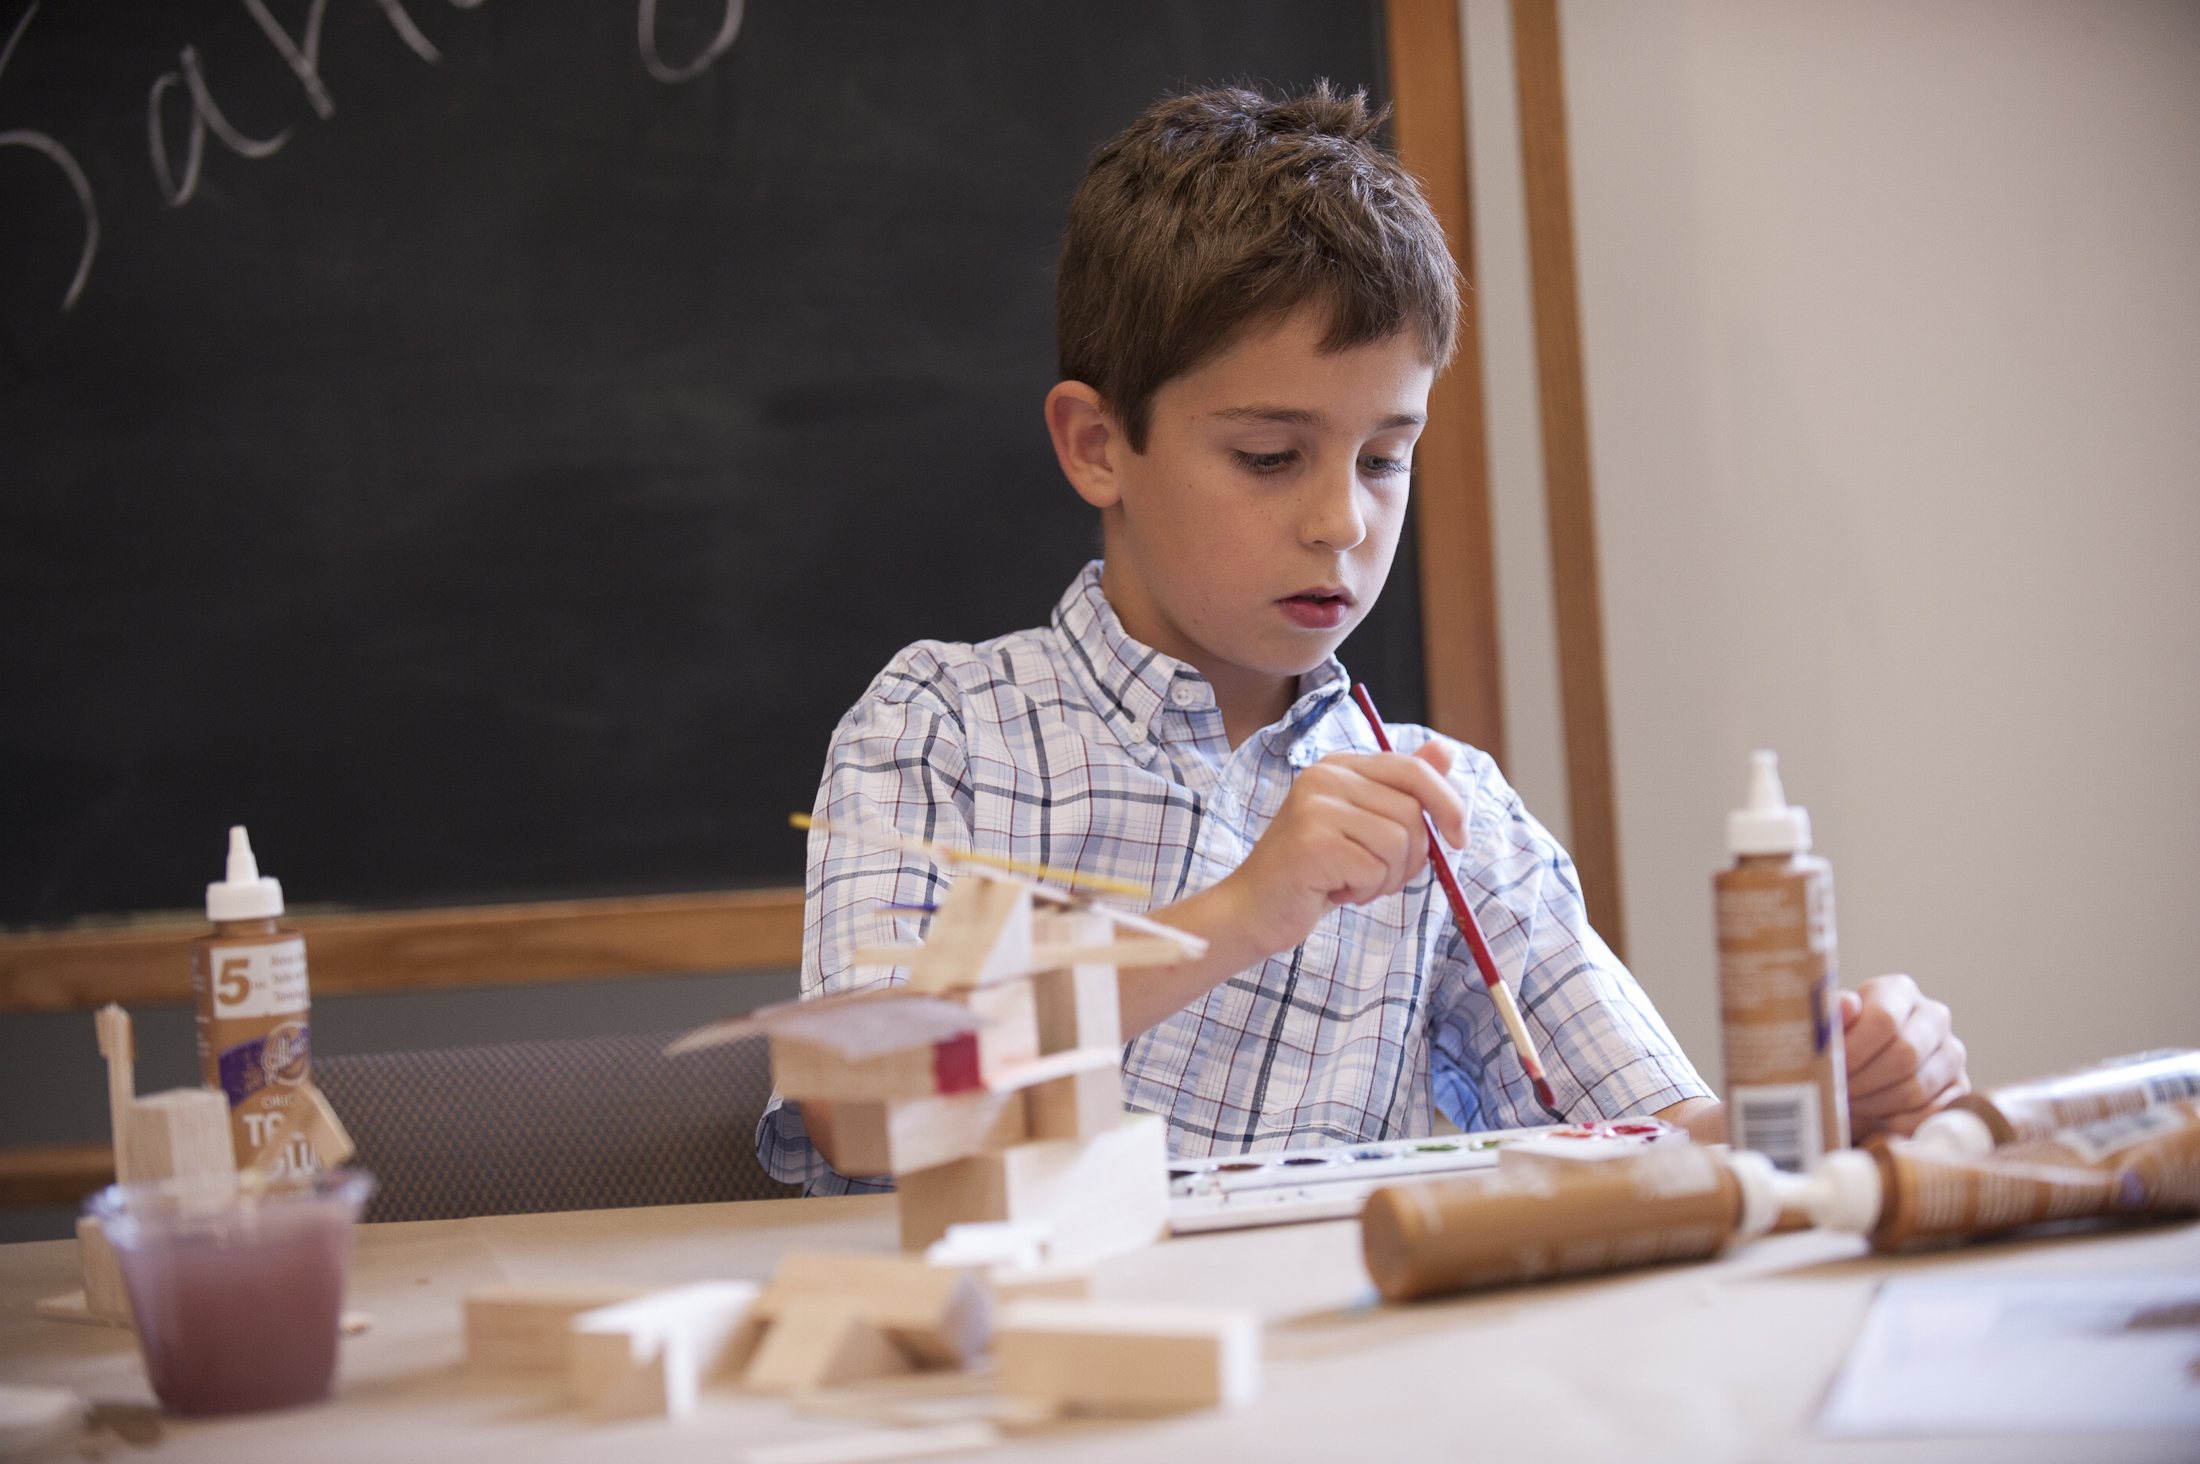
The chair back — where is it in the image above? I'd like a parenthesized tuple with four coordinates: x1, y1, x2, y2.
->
(314, 1030, 794, 1223)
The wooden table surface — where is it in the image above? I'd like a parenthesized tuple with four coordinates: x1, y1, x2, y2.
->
(4, 1195, 2196, 1462)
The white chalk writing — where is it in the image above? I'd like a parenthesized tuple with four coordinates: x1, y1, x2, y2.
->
(638, 0, 744, 85)
(0, 1, 98, 310)
(244, 0, 335, 120)
(149, 45, 292, 207)
(5, 1, 747, 318)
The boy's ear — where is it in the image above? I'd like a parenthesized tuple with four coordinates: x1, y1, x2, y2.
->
(1045, 381, 1126, 509)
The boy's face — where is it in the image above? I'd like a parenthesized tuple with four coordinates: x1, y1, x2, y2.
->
(1048, 307, 1432, 725)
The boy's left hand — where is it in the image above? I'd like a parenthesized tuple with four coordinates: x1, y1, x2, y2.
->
(1841, 974, 1971, 1138)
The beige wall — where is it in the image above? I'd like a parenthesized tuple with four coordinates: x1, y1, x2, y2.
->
(1462, 0, 2200, 1089)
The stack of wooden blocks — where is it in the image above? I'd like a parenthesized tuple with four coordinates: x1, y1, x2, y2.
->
(710, 868, 1178, 1267)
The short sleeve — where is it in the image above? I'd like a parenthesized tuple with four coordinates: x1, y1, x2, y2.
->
(1413, 736, 1711, 1131)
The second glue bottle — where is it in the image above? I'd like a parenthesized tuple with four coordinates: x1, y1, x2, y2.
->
(1715, 751, 1847, 1171)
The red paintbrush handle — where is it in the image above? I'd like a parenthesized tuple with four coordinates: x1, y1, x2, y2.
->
(1348, 683, 1560, 1109)
(1347, 686, 1500, 988)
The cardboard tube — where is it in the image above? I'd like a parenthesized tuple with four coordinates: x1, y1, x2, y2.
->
(1999, 1097, 2200, 1211)
(1949, 1049, 2200, 1145)
(1361, 1146, 1770, 1301)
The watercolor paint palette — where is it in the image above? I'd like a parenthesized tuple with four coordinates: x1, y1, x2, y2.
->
(1165, 1118, 1685, 1234)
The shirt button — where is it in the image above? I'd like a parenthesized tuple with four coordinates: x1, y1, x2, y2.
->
(1126, 720, 1148, 743)
(1171, 682, 1198, 707)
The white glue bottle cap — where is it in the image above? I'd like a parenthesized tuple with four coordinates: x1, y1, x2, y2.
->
(1786, 1149, 1883, 1234)
(205, 826, 285, 922)
(1912, 1107, 1996, 1158)
(1727, 750, 1813, 856)
(1724, 1149, 1784, 1240)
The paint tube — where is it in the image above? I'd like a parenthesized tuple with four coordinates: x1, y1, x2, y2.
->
(1915, 1049, 2200, 1151)
(1359, 1143, 1781, 1302)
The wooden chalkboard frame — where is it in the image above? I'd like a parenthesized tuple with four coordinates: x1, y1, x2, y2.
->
(0, 0, 1502, 1020)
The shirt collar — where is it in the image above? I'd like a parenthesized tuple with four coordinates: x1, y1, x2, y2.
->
(1049, 561, 1353, 764)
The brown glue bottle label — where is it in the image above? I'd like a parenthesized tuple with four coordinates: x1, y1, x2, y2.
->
(1716, 855, 1848, 1171)
(1866, 1138, 2129, 1251)
(1359, 1145, 1741, 1301)
(192, 934, 317, 1173)
(1959, 1049, 2200, 1144)
(2001, 1099, 2200, 1211)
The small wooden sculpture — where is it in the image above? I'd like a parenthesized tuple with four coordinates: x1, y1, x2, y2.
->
(671, 815, 1204, 1268)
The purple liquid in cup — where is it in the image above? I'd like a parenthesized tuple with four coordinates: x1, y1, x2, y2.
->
(89, 1170, 375, 1417)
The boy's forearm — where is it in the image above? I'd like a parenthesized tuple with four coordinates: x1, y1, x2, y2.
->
(1117, 879, 1278, 1038)
(1655, 1095, 1726, 1144)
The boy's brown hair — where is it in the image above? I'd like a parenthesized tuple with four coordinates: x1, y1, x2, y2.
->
(1057, 82, 1460, 451)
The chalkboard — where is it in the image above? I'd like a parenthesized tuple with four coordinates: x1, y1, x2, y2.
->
(1, 0, 1422, 925)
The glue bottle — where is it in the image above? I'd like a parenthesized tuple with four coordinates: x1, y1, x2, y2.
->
(190, 827, 317, 1174)
(1714, 752, 1847, 1171)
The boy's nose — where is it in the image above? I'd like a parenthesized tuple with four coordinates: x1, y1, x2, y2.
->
(1300, 464, 1368, 552)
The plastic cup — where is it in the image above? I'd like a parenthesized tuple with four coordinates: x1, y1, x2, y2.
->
(86, 1170, 376, 1416)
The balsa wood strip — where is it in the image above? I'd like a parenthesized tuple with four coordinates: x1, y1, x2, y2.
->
(1511, 0, 1626, 958)
(0, 886, 807, 1015)
(1386, 0, 1506, 763)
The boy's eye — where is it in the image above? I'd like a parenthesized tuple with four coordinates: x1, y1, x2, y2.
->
(1360, 453, 1411, 478)
(1232, 449, 1298, 474)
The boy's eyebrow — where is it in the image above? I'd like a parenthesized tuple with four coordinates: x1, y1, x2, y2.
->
(1210, 406, 1427, 429)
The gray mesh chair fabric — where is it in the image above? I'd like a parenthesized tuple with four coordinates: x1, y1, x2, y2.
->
(314, 1030, 796, 1223)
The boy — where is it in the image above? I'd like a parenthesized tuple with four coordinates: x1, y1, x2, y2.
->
(759, 85, 1967, 1193)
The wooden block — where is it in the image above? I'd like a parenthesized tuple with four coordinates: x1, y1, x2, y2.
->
(95, 1004, 136, 1183)
(299, 1084, 355, 1167)
(1023, 938, 1193, 970)
(831, 1089, 1028, 1178)
(978, 1046, 1118, 1103)
(1025, 1065, 1123, 1143)
(755, 1251, 990, 1367)
(75, 1216, 132, 1325)
(122, 1090, 235, 1185)
(1031, 910, 1118, 1052)
(773, 1031, 980, 1103)
(462, 1283, 651, 1375)
(569, 1281, 759, 1420)
(995, 1301, 1260, 1414)
(988, 1266, 1092, 1305)
(1030, 949, 1121, 1056)
(896, 1114, 1169, 1267)
(741, 1299, 913, 1394)
(963, 977, 1040, 1082)
(33, 1290, 105, 1327)
(904, 876, 1031, 993)
(922, 1220, 1051, 1271)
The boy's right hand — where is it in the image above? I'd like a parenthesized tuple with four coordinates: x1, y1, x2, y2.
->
(1226, 741, 1467, 956)
(1120, 740, 1467, 1037)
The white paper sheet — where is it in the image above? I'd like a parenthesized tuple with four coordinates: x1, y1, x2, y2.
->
(1819, 1271, 2200, 1436)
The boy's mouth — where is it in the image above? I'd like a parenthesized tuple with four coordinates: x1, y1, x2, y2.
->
(1278, 587, 1355, 631)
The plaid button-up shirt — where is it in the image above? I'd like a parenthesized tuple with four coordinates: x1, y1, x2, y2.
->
(757, 563, 1708, 1193)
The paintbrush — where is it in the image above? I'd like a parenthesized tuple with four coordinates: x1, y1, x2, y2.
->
(1349, 683, 1564, 1118)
